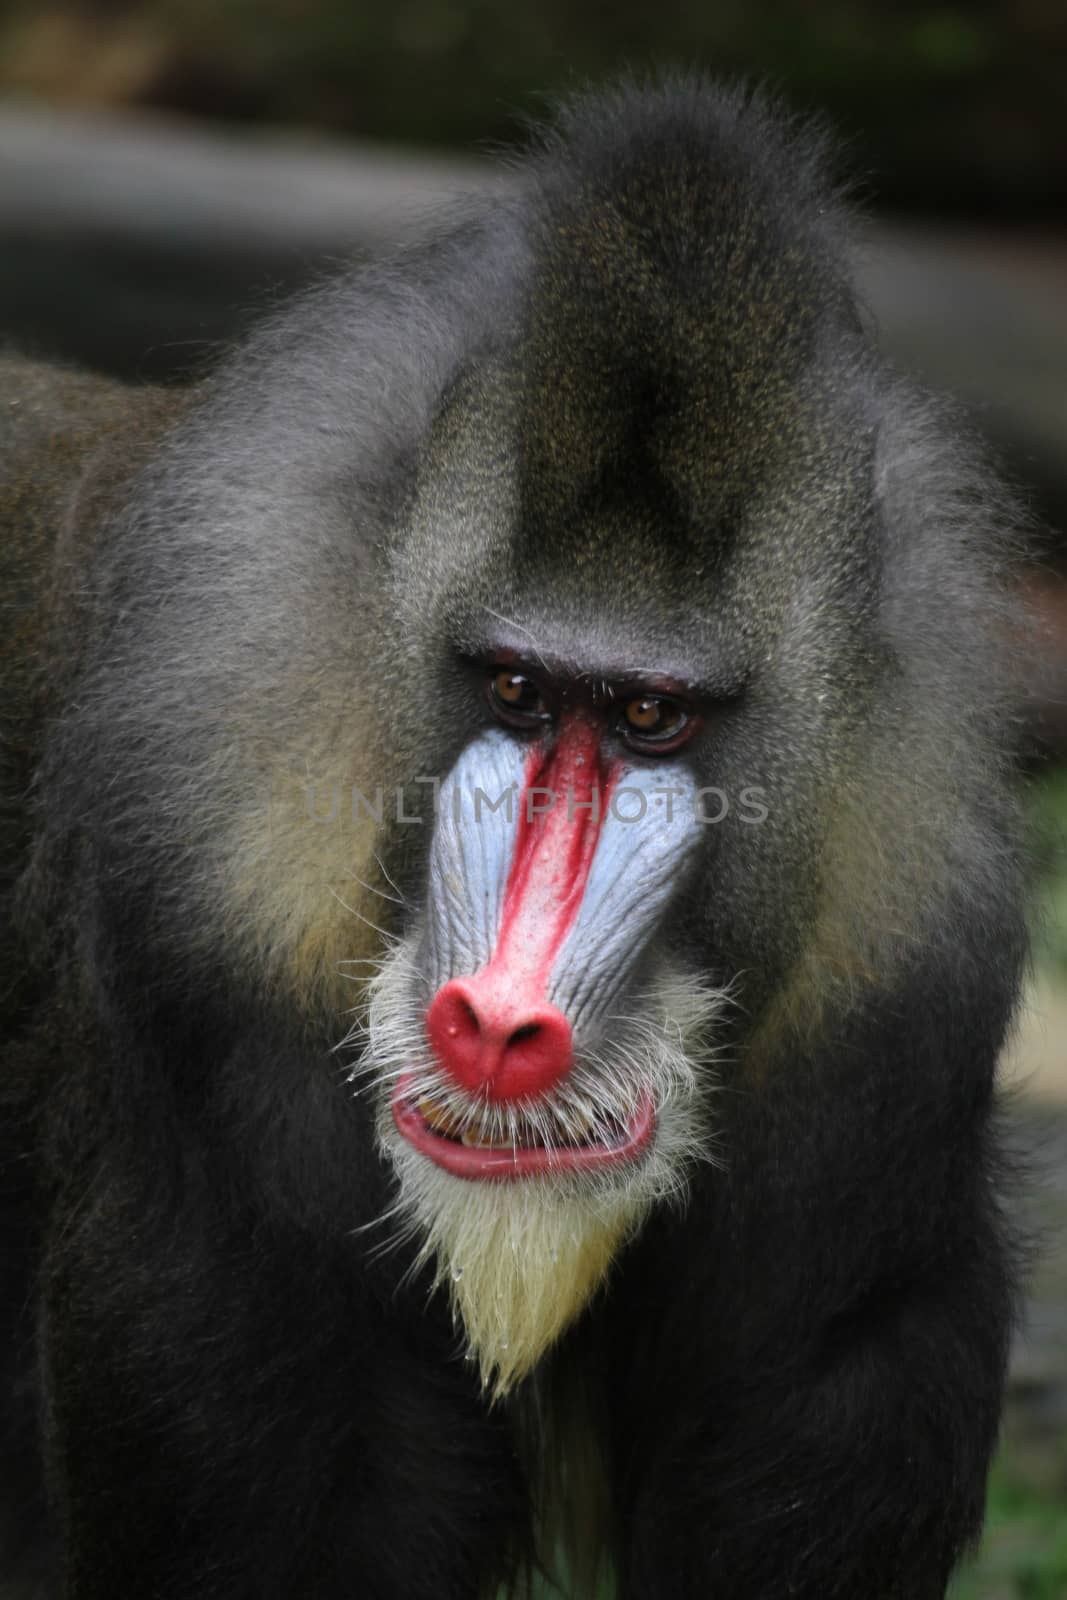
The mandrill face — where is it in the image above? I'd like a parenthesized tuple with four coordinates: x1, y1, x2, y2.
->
(366, 655, 730, 1393)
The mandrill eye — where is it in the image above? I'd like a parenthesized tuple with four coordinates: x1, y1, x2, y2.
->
(620, 694, 690, 751)
(488, 669, 551, 728)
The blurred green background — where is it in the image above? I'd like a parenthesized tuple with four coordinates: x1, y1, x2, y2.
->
(1, 5, 1064, 1596)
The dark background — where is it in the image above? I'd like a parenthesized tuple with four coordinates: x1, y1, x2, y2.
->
(2, 0, 1065, 215)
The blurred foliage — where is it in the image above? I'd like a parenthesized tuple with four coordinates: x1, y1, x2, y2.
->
(1029, 766, 1067, 977)
(950, 1459, 1067, 1599)
(0, 0, 1064, 215)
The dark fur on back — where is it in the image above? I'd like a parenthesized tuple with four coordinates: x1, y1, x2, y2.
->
(2, 77, 1026, 1599)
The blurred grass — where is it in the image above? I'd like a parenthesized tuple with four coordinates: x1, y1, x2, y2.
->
(1029, 765, 1067, 979)
(950, 1462, 1067, 1599)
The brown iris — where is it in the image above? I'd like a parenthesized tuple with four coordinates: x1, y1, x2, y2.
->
(489, 669, 548, 725)
(621, 695, 688, 746)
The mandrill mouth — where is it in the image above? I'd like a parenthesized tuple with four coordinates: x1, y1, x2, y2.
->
(390, 1074, 656, 1181)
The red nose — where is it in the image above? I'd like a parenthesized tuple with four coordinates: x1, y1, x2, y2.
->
(425, 976, 573, 1102)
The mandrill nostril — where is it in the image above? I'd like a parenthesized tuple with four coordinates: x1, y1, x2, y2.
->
(425, 977, 573, 1103)
(456, 999, 480, 1035)
(507, 1023, 541, 1046)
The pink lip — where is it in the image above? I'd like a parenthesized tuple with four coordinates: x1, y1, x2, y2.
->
(390, 1074, 656, 1182)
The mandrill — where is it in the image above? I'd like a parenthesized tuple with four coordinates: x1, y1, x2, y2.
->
(0, 76, 1026, 1600)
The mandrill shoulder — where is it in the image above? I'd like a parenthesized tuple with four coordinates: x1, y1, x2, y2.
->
(1, 355, 186, 734)
(0, 356, 187, 724)
(0, 358, 186, 1013)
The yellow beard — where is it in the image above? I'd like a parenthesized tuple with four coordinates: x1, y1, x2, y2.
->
(439, 1187, 636, 1396)
(384, 1143, 646, 1397)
